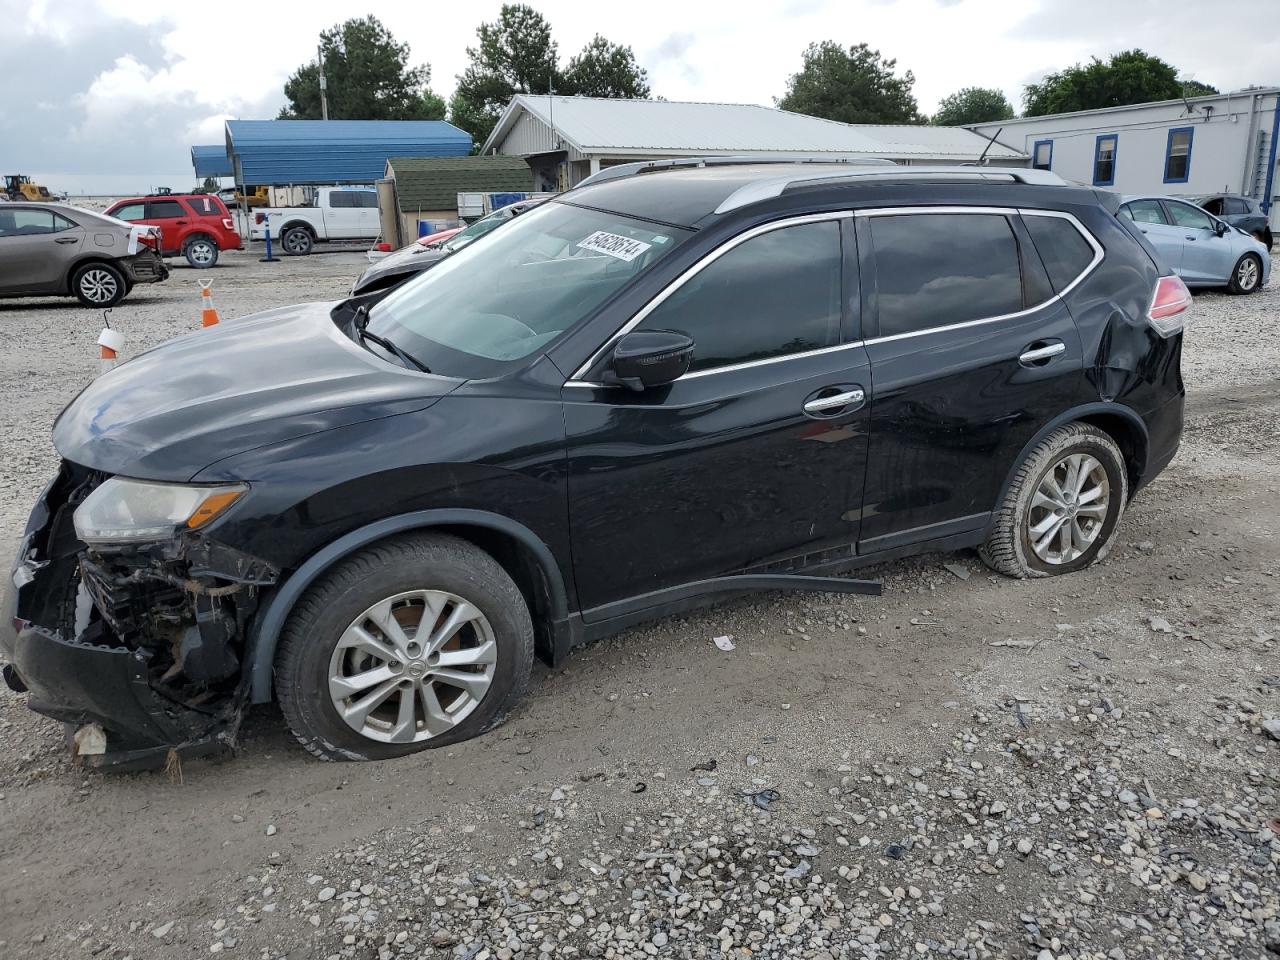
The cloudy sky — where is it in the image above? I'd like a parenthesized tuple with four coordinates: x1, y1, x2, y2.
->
(4, 0, 1276, 194)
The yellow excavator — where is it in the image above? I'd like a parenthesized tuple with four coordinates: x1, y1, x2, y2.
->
(4, 175, 55, 202)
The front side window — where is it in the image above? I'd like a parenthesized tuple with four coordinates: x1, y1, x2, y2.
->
(147, 200, 186, 220)
(111, 202, 145, 221)
(634, 220, 842, 373)
(369, 201, 691, 378)
(869, 213, 1023, 338)
(1093, 134, 1118, 186)
(1032, 140, 1053, 170)
(1164, 128, 1193, 183)
(1166, 201, 1214, 231)
(0, 208, 59, 238)
(328, 192, 355, 208)
(1119, 200, 1167, 225)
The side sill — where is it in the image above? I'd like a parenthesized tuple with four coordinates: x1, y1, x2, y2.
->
(857, 512, 990, 554)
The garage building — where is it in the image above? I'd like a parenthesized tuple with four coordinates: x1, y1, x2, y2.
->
(481, 95, 1024, 190)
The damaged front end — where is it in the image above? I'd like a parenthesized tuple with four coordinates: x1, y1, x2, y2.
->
(1, 462, 277, 770)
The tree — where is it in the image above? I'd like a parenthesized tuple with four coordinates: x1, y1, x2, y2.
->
(451, 4, 558, 143)
(931, 86, 1015, 126)
(280, 16, 446, 121)
(1023, 50, 1212, 117)
(777, 42, 920, 124)
(1181, 79, 1220, 98)
(560, 36, 650, 98)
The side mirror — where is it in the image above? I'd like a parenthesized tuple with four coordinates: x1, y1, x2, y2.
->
(604, 330, 694, 392)
(1214, 220, 1228, 237)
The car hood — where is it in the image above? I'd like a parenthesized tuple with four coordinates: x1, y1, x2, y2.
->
(353, 243, 448, 294)
(53, 301, 461, 480)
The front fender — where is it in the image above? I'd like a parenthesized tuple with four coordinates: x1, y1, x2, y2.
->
(244, 509, 569, 703)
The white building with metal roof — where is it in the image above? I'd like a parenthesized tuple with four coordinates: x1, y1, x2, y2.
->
(967, 87, 1280, 228)
(481, 95, 1024, 190)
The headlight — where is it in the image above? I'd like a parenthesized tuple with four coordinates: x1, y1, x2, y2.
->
(73, 478, 247, 544)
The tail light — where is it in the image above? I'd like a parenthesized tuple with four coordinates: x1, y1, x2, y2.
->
(1147, 274, 1192, 336)
(254, 212, 264, 225)
(222, 218, 234, 230)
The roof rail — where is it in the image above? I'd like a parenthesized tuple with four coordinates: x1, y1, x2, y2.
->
(713, 165, 1068, 214)
(574, 155, 896, 190)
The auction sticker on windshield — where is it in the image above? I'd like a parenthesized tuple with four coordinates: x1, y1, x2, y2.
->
(577, 230, 653, 262)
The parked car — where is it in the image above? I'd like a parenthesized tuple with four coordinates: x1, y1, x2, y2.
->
(251, 186, 380, 256)
(0, 202, 168, 307)
(105, 193, 242, 268)
(351, 200, 545, 295)
(1118, 196, 1269, 294)
(1193, 193, 1273, 251)
(2, 161, 1189, 768)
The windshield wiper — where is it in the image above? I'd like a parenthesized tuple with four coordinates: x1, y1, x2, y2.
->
(351, 304, 431, 374)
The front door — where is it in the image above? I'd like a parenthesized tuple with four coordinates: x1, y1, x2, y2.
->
(1164, 200, 1230, 285)
(563, 217, 871, 614)
(856, 209, 1087, 552)
(0, 207, 83, 294)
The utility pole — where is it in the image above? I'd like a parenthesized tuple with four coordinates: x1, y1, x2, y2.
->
(318, 44, 329, 120)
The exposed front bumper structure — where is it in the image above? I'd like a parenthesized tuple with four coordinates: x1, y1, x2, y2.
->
(1, 462, 276, 769)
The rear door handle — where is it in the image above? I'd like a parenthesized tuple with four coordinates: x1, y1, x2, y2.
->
(54, 237, 78, 244)
(803, 387, 864, 415)
(1019, 341, 1066, 366)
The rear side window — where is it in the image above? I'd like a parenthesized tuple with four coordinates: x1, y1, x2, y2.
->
(355, 191, 378, 208)
(111, 202, 145, 221)
(1022, 215, 1096, 293)
(1223, 197, 1248, 216)
(147, 200, 186, 220)
(1119, 200, 1167, 225)
(0, 209, 60, 237)
(869, 213, 1022, 338)
(184, 195, 224, 217)
(635, 221, 842, 373)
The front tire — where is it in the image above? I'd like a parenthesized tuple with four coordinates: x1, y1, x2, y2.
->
(980, 423, 1128, 578)
(280, 226, 313, 256)
(275, 533, 534, 762)
(71, 262, 126, 307)
(183, 235, 219, 268)
(1227, 253, 1262, 295)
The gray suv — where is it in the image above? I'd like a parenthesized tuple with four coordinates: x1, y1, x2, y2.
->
(0, 203, 169, 308)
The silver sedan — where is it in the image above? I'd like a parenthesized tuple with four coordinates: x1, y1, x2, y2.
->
(1119, 195, 1270, 294)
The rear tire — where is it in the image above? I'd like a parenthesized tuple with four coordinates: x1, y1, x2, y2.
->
(1227, 253, 1262, 295)
(71, 262, 126, 308)
(275, 533, 534, 762)
(281, 226, 313, 256)
(183, 235, 219, 268)
(980, 423, 1128, 579)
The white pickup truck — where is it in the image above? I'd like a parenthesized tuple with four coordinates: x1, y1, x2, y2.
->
(249, 186, 381, 255)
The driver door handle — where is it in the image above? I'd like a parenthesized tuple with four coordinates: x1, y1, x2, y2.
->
(804, 388, 864, 414)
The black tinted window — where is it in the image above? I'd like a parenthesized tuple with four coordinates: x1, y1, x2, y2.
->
(329, 192, 355, 208)
(1224, 197, 1248, 216)
(1023, 215, 1095, 293)
(869, 214, 1022, 338)
(147, 200, 185, 219)
(355, 191, 378, 208)
(636, 221, 842, 373)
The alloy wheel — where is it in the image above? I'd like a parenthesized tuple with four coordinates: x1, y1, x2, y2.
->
(283, 231, 310, 254)
(1237, 257, 1259, 291)
(79, 268, 118, 303)
(1026, 453, 1110, 565)
(327, 589, 497, 744)
(188, 240, 216, 266)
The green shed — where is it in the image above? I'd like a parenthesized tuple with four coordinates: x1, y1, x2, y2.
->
(384, 155, 533, 244)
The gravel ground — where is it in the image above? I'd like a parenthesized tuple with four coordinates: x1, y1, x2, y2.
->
(0, 248, 1277, 960)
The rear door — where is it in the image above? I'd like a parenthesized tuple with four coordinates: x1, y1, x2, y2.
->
(563, 215, 872, 614)
(0, 207, 84, 294)
(1119, 199, 1184, 272)
(856, 207, 1091, 553)
(324, 190, 360, 238)
(353, 190, 381, 238)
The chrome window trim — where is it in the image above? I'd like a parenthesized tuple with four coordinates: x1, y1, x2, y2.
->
(565, 205, 1104, 385)
(857, 206, 1104, 347)
(568, 211, 851, 382)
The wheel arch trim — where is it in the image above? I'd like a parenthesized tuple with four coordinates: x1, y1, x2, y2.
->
(987, 403, 1150, 537)
(245, 509, 569, 703)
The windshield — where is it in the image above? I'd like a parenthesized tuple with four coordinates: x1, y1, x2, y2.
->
(368, 201, 692, 378)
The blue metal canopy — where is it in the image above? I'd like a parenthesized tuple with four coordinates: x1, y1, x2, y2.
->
(224, 119, 473, 185)
(191, 144, 234, 179)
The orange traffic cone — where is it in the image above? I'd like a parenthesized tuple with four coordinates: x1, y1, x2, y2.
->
(199, 280, 219, 327)
(98, 327, 124, 375)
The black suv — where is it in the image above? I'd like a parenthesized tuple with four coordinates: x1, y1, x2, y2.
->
(2, 160, 1189, 767)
